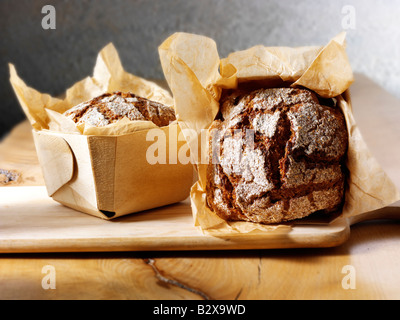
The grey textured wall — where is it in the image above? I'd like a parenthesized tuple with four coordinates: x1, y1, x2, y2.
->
(1, 0, 399, 139)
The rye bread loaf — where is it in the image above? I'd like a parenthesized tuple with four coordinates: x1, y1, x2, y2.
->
(64, 91, 175, 127)
(206, 87, 348, 224)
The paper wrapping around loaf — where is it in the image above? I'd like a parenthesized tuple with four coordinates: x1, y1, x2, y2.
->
(9, 43, 174, 135)
(9, 43, 194, 219)
(159, 32, 400, 235)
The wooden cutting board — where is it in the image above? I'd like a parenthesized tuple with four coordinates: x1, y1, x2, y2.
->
(0, 186, 353, 252)
(1, 185, 400, 253)
(0, 74, 399, 253)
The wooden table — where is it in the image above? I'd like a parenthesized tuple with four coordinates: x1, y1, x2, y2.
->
(1, 74, 399, 300)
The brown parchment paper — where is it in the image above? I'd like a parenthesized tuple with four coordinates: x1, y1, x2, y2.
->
(159, 32, 400, 235)
(9, 43, 173, 135)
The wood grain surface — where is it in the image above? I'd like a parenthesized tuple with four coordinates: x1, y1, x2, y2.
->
(0, 74, 400, 300)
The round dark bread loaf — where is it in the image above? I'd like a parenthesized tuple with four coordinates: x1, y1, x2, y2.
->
(206, 87, 348, 224)
(64, 91, 175, 127)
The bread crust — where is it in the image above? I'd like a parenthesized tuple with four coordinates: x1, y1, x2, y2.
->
(206, 87, 348, 224)
(64, 92, 175, 127)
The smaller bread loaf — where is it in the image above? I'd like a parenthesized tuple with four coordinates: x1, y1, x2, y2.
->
(64, 91, 176, 127)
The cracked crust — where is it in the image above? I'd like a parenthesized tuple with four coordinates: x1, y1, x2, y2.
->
(64, 91, 176, 127)
(206, 87, 348, 224)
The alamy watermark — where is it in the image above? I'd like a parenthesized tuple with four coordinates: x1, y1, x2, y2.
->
(341, 5, 356, 30)
(341, 265, 356, 290)
(41, 265, 56, 290)
(41, 5, 56, 30)
(145, 126, 256, 169)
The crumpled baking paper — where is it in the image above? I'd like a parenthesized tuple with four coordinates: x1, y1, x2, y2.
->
(159, 32, 400, 236)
